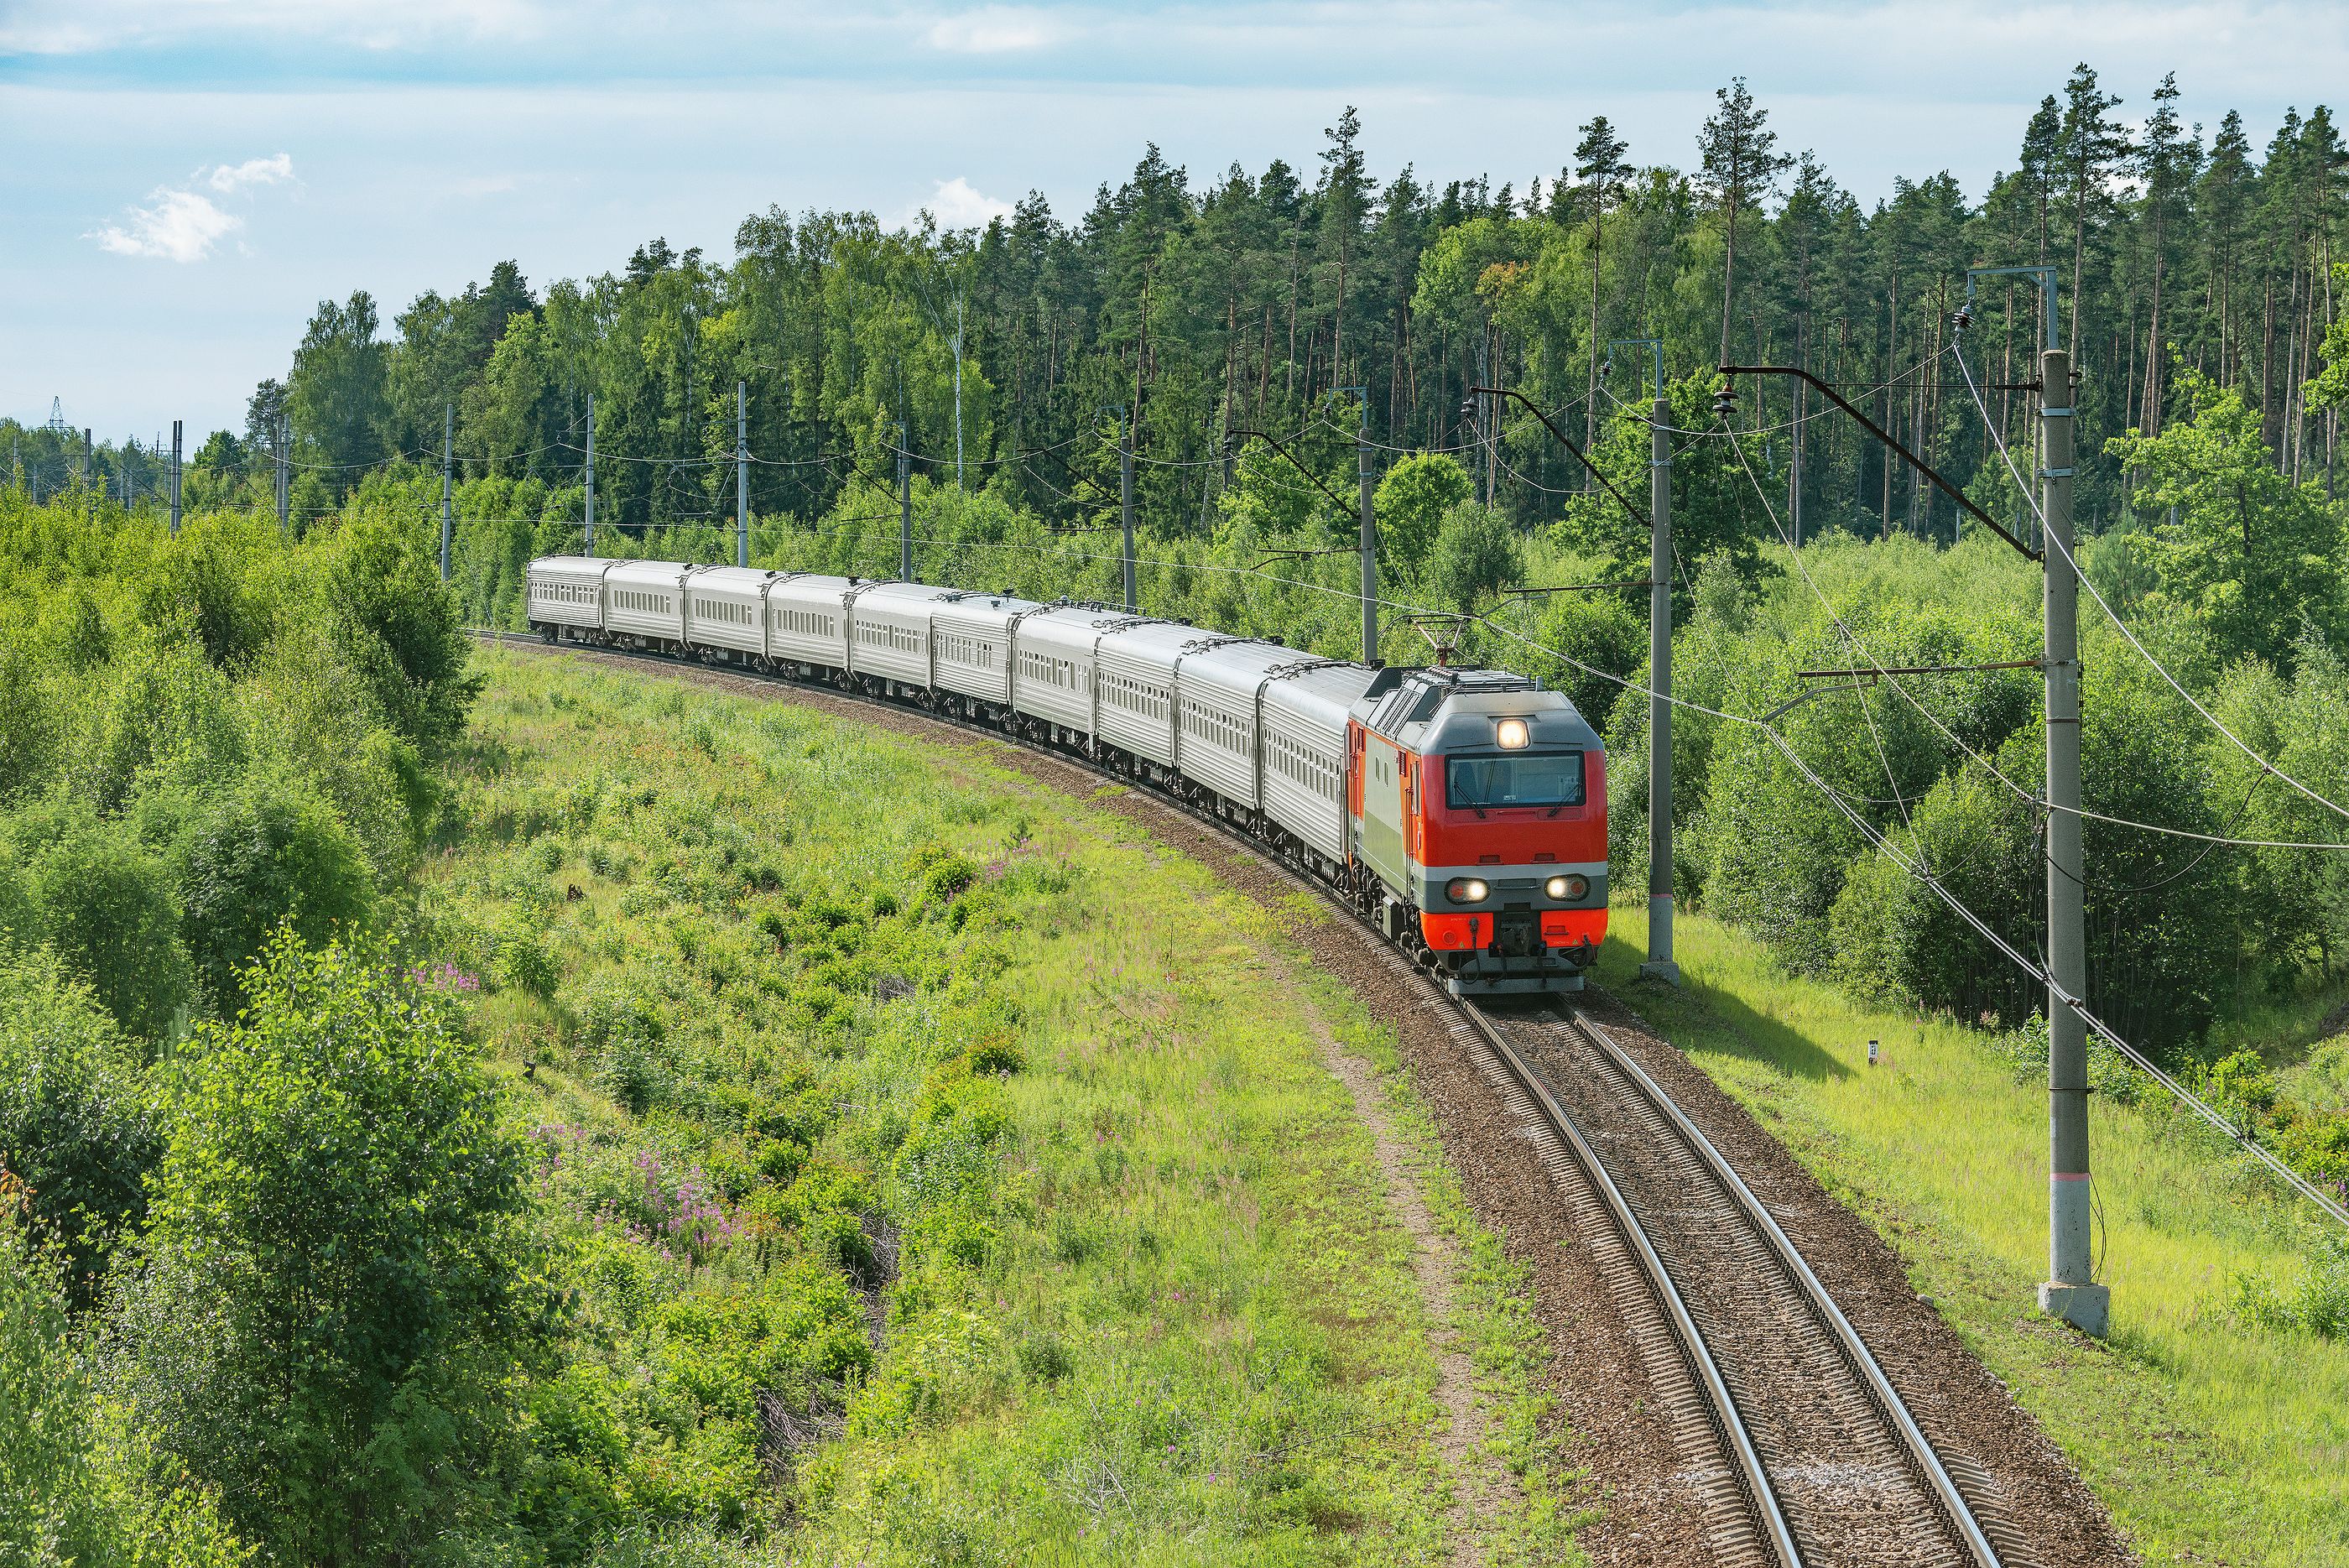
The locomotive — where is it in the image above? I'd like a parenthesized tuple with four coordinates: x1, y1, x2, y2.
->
(525, 556, 1608, 993)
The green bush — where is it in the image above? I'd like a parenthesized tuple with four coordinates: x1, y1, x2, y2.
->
(174, 782, 376, 1014)
(0, 950, 158, 1300)
(0, 1212, 250, 1567)
(1427, 501, 1521, 612)
(15, 810, 192, 1041)
(111, 932, 537, 1563)
(319, 512, 485, 758)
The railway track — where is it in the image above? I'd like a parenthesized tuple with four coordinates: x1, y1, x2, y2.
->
(480, 629, 2022, 1567)
(1462, 1003, 2017, 1567)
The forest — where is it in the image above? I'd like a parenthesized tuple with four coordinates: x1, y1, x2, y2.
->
(4, 65, 2349, 1563)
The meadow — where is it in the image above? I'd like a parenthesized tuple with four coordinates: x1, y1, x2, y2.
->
(430, 645, 1586, 1565)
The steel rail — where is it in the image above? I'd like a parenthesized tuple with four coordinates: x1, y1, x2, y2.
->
(1556, 1006, 2003, 1567)
(476, 626, 2003, 1567)
(1457, 1003, 1802, 1567)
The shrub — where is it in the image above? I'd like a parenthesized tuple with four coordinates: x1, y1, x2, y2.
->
(1427, 501, 1521, 612)
(1372, 451, 1472, 573)
(922, 856, 980, 906)
(17, 810, 192, 1041)
(320, 512, 485, 758)
(0, 950, 158, 1301)
(111, 932, 536, 1563)
(497, 928, 561, 1000)
(0, 1211, 251, 1567)
(174, 783, 376, 1015)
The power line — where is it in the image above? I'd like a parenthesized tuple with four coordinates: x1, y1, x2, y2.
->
(1950, 341, 2349, 831)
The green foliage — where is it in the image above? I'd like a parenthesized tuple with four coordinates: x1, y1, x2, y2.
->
(0, 950, 157, 1301)
(113, 934, 536, 1565)
(174, 783, 377, 1014)
(0, 1212, 252, 1568)
(1372, 452, 1471, 572)
(2106, 370, 2346, 671)
(1427, 501, 1521, 612)
(320, 513, 485, 758)
(12, 809, 192, 1043)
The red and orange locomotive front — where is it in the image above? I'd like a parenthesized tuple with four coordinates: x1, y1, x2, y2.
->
(1347, 667, 1607, 994)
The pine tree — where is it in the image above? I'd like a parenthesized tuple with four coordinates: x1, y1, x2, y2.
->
(1574, 115, 1633, 464)
(2134, 74, 2197, 434)
(1697, 78, 1794, 362)
(2058, 64, 2128, 362)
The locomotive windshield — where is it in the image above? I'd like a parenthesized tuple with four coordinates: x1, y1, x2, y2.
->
(1446, 751, 1585, 810)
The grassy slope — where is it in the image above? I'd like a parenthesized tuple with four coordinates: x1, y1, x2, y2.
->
(1596, 914, 2349, 1566)
(446, 649, 1583, 1565)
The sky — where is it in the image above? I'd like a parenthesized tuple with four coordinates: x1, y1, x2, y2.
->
(4, 0, 2345, 442)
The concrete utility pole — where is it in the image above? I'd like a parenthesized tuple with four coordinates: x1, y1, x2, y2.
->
(2037, 345, 2105, 1336)
(583, 395, 596, 557)
(440, 404, 453, 583)
(169, 420, 182, 537)
(1642, 388, 1680, 986)
(1336, 385, 1377, 664)
(82, 428, 91, 486)
(1792, 381, 1805, 549)
(736, 381, 749, 570)
(274, 416, 289, 537)
(895, 421, 912, 580)
(1117, 411, 1138, 612)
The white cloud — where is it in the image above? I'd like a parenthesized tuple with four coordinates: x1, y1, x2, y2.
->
(924, 5, 1066, 54)
(920, 176, 1015, 228)
(85, 187, 242, 262)
(206, 152, 294, 191)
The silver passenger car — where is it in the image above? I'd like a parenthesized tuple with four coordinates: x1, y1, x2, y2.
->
(1262, 662, 1378, 863)
(849, 583, 959, 691)
(1174, 640, 1294, 810)
(528, 556, 612, 633)
(1094, 622, 1221, 768)
(604, 560, 695, 644)
(685, 566, 783, 659)
(764, 574, 855, 672)
(931, 591, 1045, 709)
(1010, 606, 1137, 738)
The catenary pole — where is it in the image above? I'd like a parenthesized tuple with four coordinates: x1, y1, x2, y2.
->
(2038, 346, 2105, 1336)
(736, 381, 749, 570)
(1120, 413, 1138, 613)
(82, 428, 91, 486)
(440, 404, 453, 583)
(274, 417, 289, 537)
(583, 395, 596, 557)
(1641, 387, 1680, 985)
(169, 420, 182, 537)
(1336, 386, 1376, 664)
(896, 422, 912, 580)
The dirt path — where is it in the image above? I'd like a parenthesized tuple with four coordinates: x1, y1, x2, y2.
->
(1306, 1003, 1514, 1562)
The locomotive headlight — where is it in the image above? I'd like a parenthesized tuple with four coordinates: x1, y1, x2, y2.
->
(1445, 877, 1490, 904)
(1545, 873, 1589, 901)
(1495, 717, 1531, 750)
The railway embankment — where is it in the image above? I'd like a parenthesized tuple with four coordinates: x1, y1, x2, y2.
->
(1595, 914, 2349, 1564)
(451, 645, 1586, 1563)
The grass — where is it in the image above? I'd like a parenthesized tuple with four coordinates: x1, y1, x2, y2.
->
(434, 647, 1586, 1565)
(1596, 910, 2349, 1565)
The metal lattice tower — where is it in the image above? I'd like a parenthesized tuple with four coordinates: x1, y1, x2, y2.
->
(44, 399, 71, 438)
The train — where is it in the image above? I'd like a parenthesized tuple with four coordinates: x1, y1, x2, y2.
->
(524, 556, 1609, 993)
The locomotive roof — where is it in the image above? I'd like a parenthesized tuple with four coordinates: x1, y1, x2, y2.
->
(1354, 665, 1600, 754)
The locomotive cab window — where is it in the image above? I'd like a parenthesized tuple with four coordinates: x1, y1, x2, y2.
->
(1445, 751, 1586, 810)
